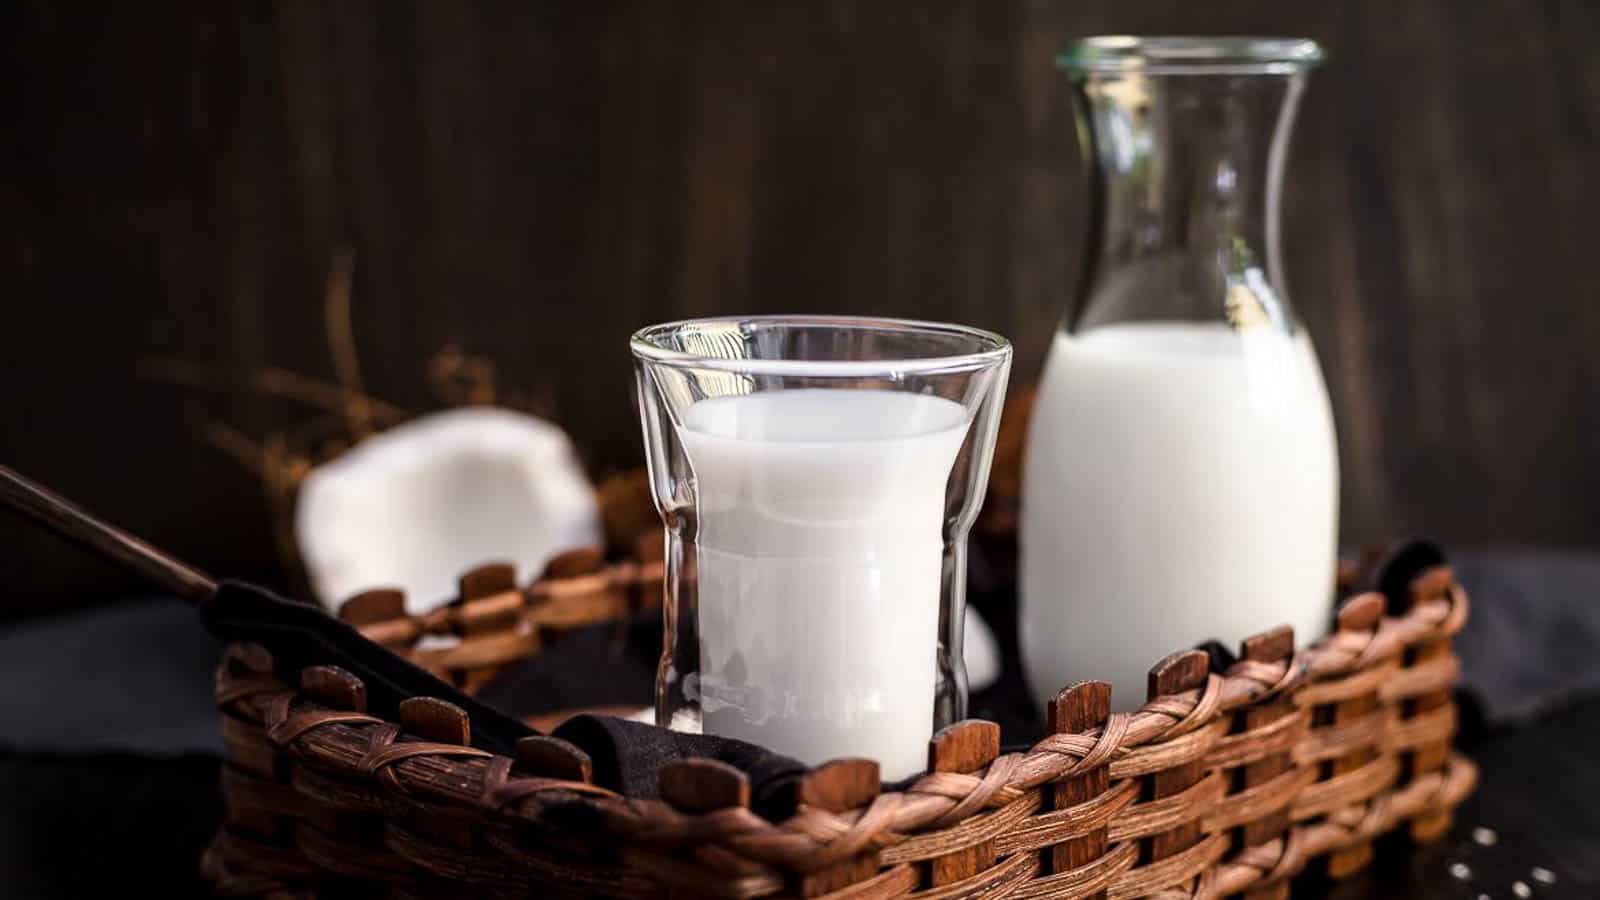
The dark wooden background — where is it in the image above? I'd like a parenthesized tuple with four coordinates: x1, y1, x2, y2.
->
(2, 1, 1597, 619)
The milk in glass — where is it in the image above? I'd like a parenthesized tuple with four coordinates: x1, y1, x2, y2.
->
(1021, 322, 1338, 710)
(681, 389, 969, 779)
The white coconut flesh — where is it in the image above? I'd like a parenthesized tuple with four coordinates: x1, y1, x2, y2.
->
(295, 407, 603, 615)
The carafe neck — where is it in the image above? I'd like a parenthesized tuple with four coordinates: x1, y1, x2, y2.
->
(1061, 38, 1321, 336)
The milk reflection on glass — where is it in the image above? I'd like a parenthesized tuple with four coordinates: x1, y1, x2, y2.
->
(682, 390, 968, 780)
(634, 316, 1011, 783)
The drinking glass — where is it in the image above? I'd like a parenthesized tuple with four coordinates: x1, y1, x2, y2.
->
(633, 315, 1010, 779)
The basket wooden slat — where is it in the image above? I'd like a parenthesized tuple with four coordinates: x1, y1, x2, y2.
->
(204, 552, 1475, 898)
(1394, 565, 1462, 843)
(339, 554, 662, 693)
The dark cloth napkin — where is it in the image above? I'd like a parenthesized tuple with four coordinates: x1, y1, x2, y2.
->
(0, 546, 1596, 810)
(1451, 550, 1600, 726)
(199, 581, 535, 756)
(554, 714, 809, 819)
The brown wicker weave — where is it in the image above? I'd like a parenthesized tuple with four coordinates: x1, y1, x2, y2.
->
(0, 440, 1468, 897)
(205, 548, 1475, 899)
(335, 546, 663, 698)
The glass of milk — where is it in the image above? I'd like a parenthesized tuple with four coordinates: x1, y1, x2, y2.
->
(632, 316, 1010, 780)
(1022, 38, 1339, 712)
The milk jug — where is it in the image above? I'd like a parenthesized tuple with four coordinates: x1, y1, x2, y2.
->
(1021, 37, 1339, 710)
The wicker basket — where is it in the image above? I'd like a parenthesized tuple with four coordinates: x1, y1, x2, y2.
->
(203, 505, 1475, 898)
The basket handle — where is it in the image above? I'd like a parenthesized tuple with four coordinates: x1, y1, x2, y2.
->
(0, 463, 217, 603)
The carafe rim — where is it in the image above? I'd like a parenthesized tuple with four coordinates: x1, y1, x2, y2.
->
(1057, 35, 1325, 76)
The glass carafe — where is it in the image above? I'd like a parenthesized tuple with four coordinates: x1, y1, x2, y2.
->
(1021, 37, 1339, 711)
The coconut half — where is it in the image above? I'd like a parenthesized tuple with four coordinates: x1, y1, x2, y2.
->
(295, 407, 603, 614)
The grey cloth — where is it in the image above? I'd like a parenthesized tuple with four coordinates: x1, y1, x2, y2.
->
(0, 600, 223, 756)
(1453, 549, 1600, 726)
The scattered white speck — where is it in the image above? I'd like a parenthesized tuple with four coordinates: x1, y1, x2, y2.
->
(1449, 861, 1473, 881)
(1511, 881, 1532, 899)
(1530, 867, 1557, 885)
(1472, 826, 1499, 846)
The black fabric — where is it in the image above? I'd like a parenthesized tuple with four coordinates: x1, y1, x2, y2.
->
(198, 580, 534, 756)
(475, 615, 658, 718)
(555, 713, 810, 820)
(1364, 538, 1450, 615)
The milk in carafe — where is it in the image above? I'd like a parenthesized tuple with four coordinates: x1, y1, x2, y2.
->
(1021, 322, 1338, 709)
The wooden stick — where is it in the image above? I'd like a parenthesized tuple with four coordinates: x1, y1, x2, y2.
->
(1325, 594, 1384, 878)
(1048, 681, 1111, 891)
(0, 464, 216, 602)
(1405, 567, 1456, 842)
(927, 721, 1001, 888)
(1144, 650, 1209, 886)
(793, 759, 882, 896)
(1237, 627, 1295, 900)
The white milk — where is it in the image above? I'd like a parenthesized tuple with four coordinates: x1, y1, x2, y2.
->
(680, 389, 970, 780)
(1021, 322, 1338, 711)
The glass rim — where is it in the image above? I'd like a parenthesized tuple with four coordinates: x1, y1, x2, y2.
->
(630, 314, 1012, 377)
(1057, 36, 1325, 75)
